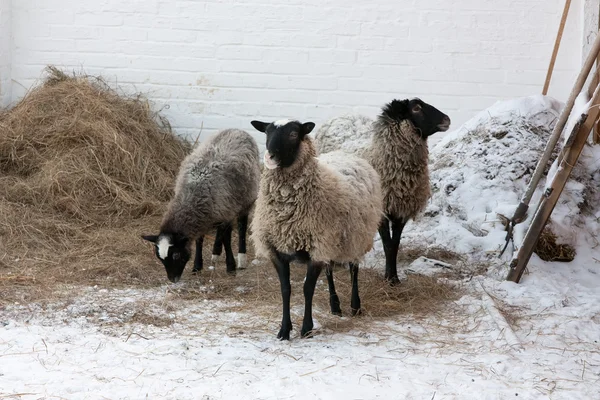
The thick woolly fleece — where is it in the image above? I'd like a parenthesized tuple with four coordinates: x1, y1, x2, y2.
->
(313, 114, 373, 158)
(315, 115, 430, 221)
(161, 129, 260, 238)
(368, 118, 430, 221)
(251, 137, 383, 263)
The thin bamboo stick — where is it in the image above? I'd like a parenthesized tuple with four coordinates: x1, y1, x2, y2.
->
(542, 0, 572, 95)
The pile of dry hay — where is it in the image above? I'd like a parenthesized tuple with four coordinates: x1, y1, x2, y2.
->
(0, 66, 190, 303)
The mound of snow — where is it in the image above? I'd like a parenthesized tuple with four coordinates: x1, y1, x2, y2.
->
(399, 95, 598, 271)
(314, 114, 373, 156)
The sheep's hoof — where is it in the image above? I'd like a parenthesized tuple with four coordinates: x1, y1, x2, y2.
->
(237, 253, 248, 270)
(301, 325, 315, 338)
(351, 307, 362, 317)
(210, 254, 221, 269)
(192, 265, 202, 274)
(226, 269, 237, 276)
(385, 275, 401, 286)
(277, 324, 292, 340)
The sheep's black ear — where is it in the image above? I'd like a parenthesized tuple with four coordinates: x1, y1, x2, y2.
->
(142, 235, 158, 243)
(301, 122, 315, 135)
(251, 120, 269, 133)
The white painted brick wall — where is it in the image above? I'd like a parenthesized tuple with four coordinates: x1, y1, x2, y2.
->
(0, 0, 11, 107)
(7, 0, 584, 148)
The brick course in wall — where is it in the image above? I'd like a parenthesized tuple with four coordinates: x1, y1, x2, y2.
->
(5, 0, 584, 147)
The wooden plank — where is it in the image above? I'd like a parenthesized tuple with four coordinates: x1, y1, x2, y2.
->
(543, 0, 572, 95)
(590, 6, 600, 144)
(507, 84, 600, 283)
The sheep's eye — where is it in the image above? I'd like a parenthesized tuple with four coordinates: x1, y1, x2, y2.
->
(172, 252, 180, 260)
(289, 131, 298, 139)
(412, 104, 422, 113)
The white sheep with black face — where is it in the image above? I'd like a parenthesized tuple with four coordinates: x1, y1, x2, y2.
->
(142, 128, 261, 283)
(250, 118, 383, 340)
(314, 98, 451, 284)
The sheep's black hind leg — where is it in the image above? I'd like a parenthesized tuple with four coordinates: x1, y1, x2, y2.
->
(349, 262, 362, 316)
(237, 215, 249, 269)
(222, 223, 236, 274)
(378, 218, 399, 285)
(193, 236, 204, 273)
(325, 264, 342, 316)
(301, 261, 324, 338)
(389, 218, 406, 283)
(210, 226, 224, 267)
(273, 251, 292, 340)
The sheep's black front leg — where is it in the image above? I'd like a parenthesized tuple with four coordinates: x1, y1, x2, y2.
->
(221, 223, 236, 274)
(301, 261, 324, 338)
(378, 218, 399, 284)
(193, 236, 204, 273)
(349, 262, 361, 316)
(325, 264, 342, 316)
(273, 251, 292, 340)
(237, 214, 249, 269)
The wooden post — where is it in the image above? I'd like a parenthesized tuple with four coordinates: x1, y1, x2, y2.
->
(507, 84, 600, 283)
(543, 0, 572, 95)
(594, 11, 600, 143)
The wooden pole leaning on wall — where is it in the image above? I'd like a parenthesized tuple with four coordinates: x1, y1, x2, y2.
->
(507, 82, 600, 283)
(542, 0, 572, 96)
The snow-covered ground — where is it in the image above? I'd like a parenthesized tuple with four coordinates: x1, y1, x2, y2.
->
(2, 266, 599, 399)
(2, 96, 600, 399)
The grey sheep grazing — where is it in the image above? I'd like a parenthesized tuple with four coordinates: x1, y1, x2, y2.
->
(250, 119, 383, 340)
(314, 98, 451, 284)
(142, 128, 261, 283)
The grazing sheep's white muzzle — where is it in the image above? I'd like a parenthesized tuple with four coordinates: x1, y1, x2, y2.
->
(263, 151, 279, 170)
(157, 237, 172, 259)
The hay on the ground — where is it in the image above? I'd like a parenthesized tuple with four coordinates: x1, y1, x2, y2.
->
(166, 259, 462, 334)
(534, 226, 576, 262)
(0, 66, 190, 304)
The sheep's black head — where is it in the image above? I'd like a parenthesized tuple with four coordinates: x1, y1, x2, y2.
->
(251, 119, 315, 169)
(142, 233, 191, 283)
(381, 98, 451, 139)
